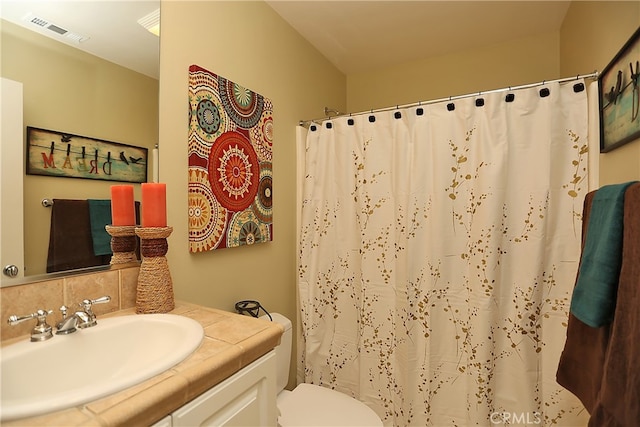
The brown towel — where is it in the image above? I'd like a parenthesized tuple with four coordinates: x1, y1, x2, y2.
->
(590, 182, 640, 426)
(46, 199, 111, 273)
(557, 191, 611, 411)
(556, 183, 640, 426)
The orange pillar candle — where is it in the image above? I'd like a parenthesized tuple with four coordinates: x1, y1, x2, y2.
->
(141, 183, 167, 227)
(110, 185, 136, 226)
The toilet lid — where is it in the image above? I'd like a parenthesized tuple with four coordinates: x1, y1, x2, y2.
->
(278, 383, 383, 427)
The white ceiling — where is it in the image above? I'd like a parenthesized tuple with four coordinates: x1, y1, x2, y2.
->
(0, 1, 571, 79)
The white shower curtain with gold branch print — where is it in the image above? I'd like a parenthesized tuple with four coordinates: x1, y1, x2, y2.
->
(298, 80, 594, 426)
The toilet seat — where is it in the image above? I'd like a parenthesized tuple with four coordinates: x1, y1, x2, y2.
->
(277, 383, 382, 426)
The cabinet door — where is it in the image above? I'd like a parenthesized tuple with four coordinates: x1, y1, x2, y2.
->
(172, 351, 277, 427)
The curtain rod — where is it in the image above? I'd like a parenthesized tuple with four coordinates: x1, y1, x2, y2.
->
(298, 71, 599, 127)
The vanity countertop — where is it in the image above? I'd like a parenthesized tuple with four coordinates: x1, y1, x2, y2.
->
(2, 301, 284, 426)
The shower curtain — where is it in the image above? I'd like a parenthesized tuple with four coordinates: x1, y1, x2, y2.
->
(297, 80, 597, 426)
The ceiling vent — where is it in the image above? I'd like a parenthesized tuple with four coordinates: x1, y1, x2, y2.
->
(137, 9, 160, 36)
(21, 13, 89, 43)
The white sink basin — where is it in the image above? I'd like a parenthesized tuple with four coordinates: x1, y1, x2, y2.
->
(1, 313, 204, 421)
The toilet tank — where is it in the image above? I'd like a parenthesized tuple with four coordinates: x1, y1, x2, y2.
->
(262, 313, 292, 393)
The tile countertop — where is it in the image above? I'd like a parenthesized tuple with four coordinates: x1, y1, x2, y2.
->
(2, 301, 284, 427)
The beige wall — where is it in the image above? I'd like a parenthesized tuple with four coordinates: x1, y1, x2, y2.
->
(158, 0, 345, 334)
(1, 20, 158, 275)
(560, 1, 640, 184)
(347, 31, 561, 113)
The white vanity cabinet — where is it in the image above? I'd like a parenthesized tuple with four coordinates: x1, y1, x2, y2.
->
(152, 350, 277, 427)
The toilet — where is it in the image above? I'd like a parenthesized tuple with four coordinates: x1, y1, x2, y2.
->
(266, 313, 383, 427)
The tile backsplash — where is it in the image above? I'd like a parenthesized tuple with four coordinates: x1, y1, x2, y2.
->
(1, 266, 139, 342)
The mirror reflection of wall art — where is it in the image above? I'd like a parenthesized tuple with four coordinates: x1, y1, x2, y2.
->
(26, 127, 148, 182)
(187, 65, 273, 252)
(598, 26, 640, 152)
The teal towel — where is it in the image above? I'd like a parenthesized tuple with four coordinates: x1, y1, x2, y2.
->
(570, 181, 638, 327)
(87, 199, 113, 256)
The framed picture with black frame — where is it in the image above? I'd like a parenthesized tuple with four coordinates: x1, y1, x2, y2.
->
(598, 26, 640, 153)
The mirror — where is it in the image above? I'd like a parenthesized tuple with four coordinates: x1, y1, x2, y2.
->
(0, 1, 159, 284)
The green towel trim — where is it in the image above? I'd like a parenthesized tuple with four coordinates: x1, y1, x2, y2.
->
(570, 181, 638, 327)
(88, 199, 113, 256)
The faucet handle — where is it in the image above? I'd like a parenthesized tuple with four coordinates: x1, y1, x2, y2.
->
(8, 309, 54, 342)
(90, 295, 111, 306)
(80, 295, 111, 310)
(78, 295, 111, 328)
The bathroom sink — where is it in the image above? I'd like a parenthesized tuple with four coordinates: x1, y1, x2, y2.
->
(1, 313, 204, 421)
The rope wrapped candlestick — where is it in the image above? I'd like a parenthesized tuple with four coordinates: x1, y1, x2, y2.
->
(134, 226, 175, 314)
(105, 225, 137, 265)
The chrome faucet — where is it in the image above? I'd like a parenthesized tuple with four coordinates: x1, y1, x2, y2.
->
(55, 296, 111, 335)
(55, 306, 82, 334)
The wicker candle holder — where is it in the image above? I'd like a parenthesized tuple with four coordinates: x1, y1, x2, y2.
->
(105, 225, 137, 265)
(134, 226, 175, 314)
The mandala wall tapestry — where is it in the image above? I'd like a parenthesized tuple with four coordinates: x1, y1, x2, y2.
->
(188, 65, 273, 252)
